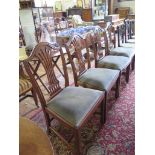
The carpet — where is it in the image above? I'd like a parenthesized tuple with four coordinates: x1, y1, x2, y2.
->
(30, 70, 135, 155)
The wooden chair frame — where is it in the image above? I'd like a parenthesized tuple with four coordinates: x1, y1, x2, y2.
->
(107, 24, 135, 71)
(93, 28, 131, 83)
(23, 42, 105, 155)
(65, 33, 120, 121)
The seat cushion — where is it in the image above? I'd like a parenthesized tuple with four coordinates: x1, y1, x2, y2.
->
(110, 47, 135, 59)
(121, 43, 135, 48)
(78, 68, 119, 91)
(47, 86, 104, 128)
(19, 78, 32, 95)
(127, 39, 135, 43)
(97, 55, 130, 70)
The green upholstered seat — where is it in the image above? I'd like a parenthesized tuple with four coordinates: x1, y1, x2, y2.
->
(110, 47, 135, 59)
(132, 36, 135, 39)
(121, 43, 135, 48)
(47, 86, 103, 128)
(78, 68, 119, 91)
(19, 78, 32, 95)
(97, 55, 130, 70)
(127, 39, 135, 43)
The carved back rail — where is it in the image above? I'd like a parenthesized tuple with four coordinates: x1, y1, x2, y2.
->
(23, 42, 69, 100)
(65, 34, 91, 86)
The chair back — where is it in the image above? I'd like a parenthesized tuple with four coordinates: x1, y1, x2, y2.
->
(65, 34, 91, 86)
(106, 24, 115, 46)
(23, 42, 69, 105)
(124, 18, 130, 40)
(92, 28, 110, 65)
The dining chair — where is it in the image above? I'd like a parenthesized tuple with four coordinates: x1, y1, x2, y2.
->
(23, 42, 105, 155)
(19, 62, 39, 107)
(125, 18, 135, 40)
(107, 24, 135, 70)
(65, 33, 120, 121)
(117, 19, 135, 48)
(91, 29, 131, 83)
(124, 19, 130, 43)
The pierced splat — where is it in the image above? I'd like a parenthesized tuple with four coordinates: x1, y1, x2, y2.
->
(66, 35, 87, 77)
(24, 42, 69, 97)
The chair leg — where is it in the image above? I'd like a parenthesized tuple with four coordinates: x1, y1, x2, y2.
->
(100, 95, 107, 125)
(131, 55, 135, 70)
(43, 112, 51, 135)
(31, 89, 39, 107)
(74, 129, 81, 155)
(115, 74, 120, 98)
(125, 64, 130, 83)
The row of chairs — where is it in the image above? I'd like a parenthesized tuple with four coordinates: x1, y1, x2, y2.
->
(117, 18, 135, 46)
(21, 25, 135, 154)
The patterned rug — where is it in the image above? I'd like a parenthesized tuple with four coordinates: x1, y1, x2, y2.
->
(31, 70, 135, 155)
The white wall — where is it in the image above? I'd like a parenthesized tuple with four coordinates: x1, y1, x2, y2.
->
(34, 0, 76, 11)
(114, 1, 135, 14)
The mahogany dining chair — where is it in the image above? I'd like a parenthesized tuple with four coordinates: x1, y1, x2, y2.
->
(23, 42, 106, 155)
(106, 24, 135, 70)
(65, 34, 120, 120)
(92, 28, 131, 83)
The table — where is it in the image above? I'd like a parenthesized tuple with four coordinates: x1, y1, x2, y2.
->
(19, 117, 54, 155)
(56, 25, 101, 46)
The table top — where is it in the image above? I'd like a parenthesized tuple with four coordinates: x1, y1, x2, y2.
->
(56, 25, 101, 45)
(19, 117, 54, 155)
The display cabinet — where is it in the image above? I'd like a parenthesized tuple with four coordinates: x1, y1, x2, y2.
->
(54, 11, 67, 18)
(31, 7, 56, 43)
(19, 0, 32, 9)
(91, 0, 108, 21)
(19, 18, 26, 47)
(19, 7, 56, 49)
(67, 7, 83, 17)
(19, 9, 37, 49)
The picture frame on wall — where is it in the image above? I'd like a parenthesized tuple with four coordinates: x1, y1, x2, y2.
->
(55, 1, 62, 11)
